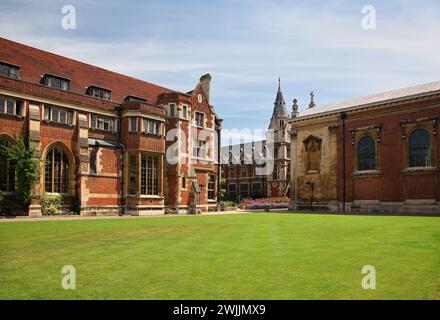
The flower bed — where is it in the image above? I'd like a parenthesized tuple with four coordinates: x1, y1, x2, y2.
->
(240, 197, 290, 210)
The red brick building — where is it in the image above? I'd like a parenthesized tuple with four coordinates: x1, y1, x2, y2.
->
(0, 38, 221, 216)
(221, 140, 268, 199)
(221, 80, 291, 199)
(289, 82, 440, 214)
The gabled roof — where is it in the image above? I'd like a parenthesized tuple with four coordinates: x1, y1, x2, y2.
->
(191, 80, 222, 123)
(0, 37, 175, 104)
(297, 81, 440, 119)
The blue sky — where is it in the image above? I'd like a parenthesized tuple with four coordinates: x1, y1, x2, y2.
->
(1, 0, 440, 144)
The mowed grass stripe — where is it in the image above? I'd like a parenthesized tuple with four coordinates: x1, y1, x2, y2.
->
(0, 213, 439, 299)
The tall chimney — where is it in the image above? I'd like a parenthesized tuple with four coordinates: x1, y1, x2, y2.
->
(200, 74, 212, 105)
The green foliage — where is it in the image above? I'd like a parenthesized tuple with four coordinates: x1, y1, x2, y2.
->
(220, 200, 234, 207)
(0, 137, 40, 208)
(40, 193, 63, 215)
(220, 178, 227, 200)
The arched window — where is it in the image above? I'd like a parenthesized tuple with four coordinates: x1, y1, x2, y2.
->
(0, 138, 15, 192)
(44, 145, 70, 193)
(409, 129, 431, 167)
(357, 136, 376, 171)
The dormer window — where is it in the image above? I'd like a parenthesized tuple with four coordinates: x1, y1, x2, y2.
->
(124, 95, 147, 103)
(41, 74, 70, 91)
(86, 86, 111, 101)
(0, 62, 20, 80)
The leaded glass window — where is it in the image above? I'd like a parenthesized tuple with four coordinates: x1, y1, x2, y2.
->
(357, 136, 376, 171)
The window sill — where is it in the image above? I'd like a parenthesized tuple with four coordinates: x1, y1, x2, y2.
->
(139, 195, 164, 199)
(42, 120, 74, 129)
(352, 170, 382, 176)
(87, 173, 119, 178)
(44, 192, 69, 196)
(0, 112, 24, 120)
(0, 74, 20, 80)
(141, 132, 162, 138)
(402, 167, 438, 173)
(191, 156, 210, 161)
(89, 127, 117, 134)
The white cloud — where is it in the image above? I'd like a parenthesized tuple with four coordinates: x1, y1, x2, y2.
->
(1, 0, 439, 132)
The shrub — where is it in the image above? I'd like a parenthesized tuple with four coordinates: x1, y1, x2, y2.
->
(40, 193, 64, 215)
(0, 137, 40, 209)
(220, 200, 234, 207)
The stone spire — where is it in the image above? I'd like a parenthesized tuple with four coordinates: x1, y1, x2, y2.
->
(271, 78, 288, 118)
(308, 91, 316, 109)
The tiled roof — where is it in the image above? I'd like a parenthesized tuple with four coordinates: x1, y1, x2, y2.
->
(220, 140, 267, 165)
(0, 37, 174, 104)
(297, 81, 440, 119)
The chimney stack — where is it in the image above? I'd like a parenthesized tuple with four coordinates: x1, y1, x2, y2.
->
(200, 74, 212, 105)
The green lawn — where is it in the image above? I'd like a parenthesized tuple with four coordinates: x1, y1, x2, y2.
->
(0, 213, 439, 300)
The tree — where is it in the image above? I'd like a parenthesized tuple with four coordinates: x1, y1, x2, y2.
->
(0, 137, 40, 209)
(220, 177, 227, 200)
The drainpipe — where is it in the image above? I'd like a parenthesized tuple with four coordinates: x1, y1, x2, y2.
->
(217, 119, 222, 210)
(306, 181, 314, 211)
(116, 107, 126, 216)
(341, 112, 347, 213)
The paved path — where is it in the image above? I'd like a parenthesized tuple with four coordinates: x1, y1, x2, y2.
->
(0, 210, 244, 223)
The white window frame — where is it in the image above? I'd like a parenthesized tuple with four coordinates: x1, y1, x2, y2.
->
(129, 117, 138, 132)
(43, 105, 73, 125)
(195, 111, 204, 127)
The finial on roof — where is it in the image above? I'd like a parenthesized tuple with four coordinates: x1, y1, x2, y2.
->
(274, 78, 285, 106)
(309, 91, 316, 108)
(291, 98, 299, 118)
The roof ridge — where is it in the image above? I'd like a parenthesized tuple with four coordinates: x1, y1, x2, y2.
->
(0, 36, 176, 94)
(297, 80, 440, 119)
